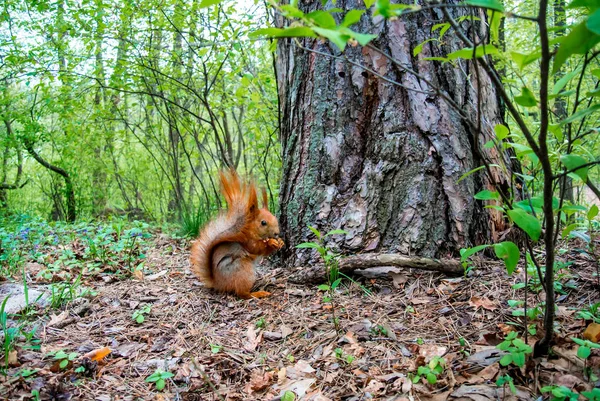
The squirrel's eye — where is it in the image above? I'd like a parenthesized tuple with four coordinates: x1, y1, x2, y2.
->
(261, 220, 267, 226)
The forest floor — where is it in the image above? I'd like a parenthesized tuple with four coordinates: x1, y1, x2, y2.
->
(1, 225, 600, 401)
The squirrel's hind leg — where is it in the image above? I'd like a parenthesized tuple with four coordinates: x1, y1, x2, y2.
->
(212, 244, 263, 298)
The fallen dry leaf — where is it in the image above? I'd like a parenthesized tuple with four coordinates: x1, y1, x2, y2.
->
(245, 369, 273, 393)
(83, 347, 111, 362)
(418, 344, 448, 360)
(244, 325, 262, 352)
(145, 269, 168, 281)
(469, 296, 497, 311)
(583, 322, 600, 343)
(8, 349, 19, 367)
(133, 269, 144, 281)
(47, 311, 70, 327)
(280, 324, 293, 338)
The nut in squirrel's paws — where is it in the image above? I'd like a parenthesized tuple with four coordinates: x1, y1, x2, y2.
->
(264, 237, 285, 249)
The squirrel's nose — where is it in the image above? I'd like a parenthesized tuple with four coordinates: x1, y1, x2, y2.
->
(274, 232, 280, 238)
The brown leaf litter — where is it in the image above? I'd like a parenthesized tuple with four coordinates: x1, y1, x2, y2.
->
(1, 234, 599, 400)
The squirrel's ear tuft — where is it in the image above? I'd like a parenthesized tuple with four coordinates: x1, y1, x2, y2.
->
(261, 188, 269, 210)
(247, 184, 259, 217)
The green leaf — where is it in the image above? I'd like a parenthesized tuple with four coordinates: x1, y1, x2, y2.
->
(562, 223, 578, 238)
(307, 11, 337, 29)
(487, 10, 503, 43)
(561, 154, 589, 181)
(280, 4, 305, 17)
(341, 10, 365, 27)
(426, 372, 437, 384)
(511, 51, 541, 70)
(296, 242, 321, 249)
(559, 104, 600, 125)
(156, 378, 166, 391)
(495, 124, 509, 140)
(552, 67, 582, 95)
(432, 23, 451, 39)
(553, 21, 600, 74)
(499, 354, 513, 366)
(568, 0, 600, 9)
(414, 39, 436, 57)
(325, 229, 348, 236)
(577, 345, 591, 359)
(514, 87, 537, 107)
(198, 0, 223, 8)
(512, 352, 525, 367)
(457, 164, 500, 183)
(494, 241, 520, 274)
(474, 190, 500, 200)
(447, 45, 498, 60)
(463, 0, 504, 11)
(282, 390, 297, 401)
(318, 284, 331, 291)
(588, 204, 599, 219)
(313, 27, 349, 51)
(249, 27, 317, 39)
(588, 8, 600, 34)
(136, 314, 144, 324)
(342, 29, 378, 46)
(460, 244, 489, 261)
(507, 209, 541, 241)
(331, 278, 342, 289)
(59, 359, 68, 369)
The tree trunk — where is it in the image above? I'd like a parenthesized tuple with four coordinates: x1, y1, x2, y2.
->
(276, 0, 516, 266)
(23, 138, 76, 222)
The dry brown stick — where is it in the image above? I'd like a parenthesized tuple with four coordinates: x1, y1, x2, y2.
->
(288, 253, 464, 283)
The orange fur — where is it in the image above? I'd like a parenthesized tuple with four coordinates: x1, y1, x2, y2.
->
(190, 169, 283, 299)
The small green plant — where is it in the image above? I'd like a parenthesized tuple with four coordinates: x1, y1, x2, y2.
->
(572, 337, 600, 360)
(571, 337, 600, 381)
(497, 332, 533, 368)
(1, 295, 17, 374)
(411, 356, 445, 385)
(145, 368, 174, 391)
(255, 317, 266, 329)
(582, 389, 600, 401)
(210, 343, 223, 354)
(132, 305, 151, 324)
(333, 348, 355, 365)
(297, 226, 347, 333)
(458, 337, 470, 357)
(49, 349, 78, 370)
(540, 385, 580, 401)
(281, 390, 296, 401)
(370, 324, 388, 337)
(577, 302, 600, 323)
(496, 374, 516, 395)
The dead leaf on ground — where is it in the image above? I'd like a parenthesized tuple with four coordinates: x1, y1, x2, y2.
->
(280, 324, 293, 338)
(243, 325, 262, 352)
(47, 311, 70, 327)
(277, 378, 316, 399)
(390, 272, 408, 288)
(83, 347, 111, 362)
(245, 369, 273, 393)
(583, 322, 600, 342)
(133, 270, 144, 280)
(418, 344, 448, 360)
(469, 296, 497, 311)
(145, 270, 168, 281)
(8, 349, 19, 367)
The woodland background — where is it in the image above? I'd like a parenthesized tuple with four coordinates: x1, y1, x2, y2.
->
(1, 0, 600, 399)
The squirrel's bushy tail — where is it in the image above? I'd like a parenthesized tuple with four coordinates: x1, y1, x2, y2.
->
(190, 169, 258, 287)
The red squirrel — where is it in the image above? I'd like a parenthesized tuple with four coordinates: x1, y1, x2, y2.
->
(190, 169, 284, 299)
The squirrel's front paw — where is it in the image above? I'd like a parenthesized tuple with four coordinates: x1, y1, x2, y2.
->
(265, 237, 285, 249)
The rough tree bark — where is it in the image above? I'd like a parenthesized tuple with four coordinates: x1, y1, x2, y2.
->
(276, 0, 517, 267)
